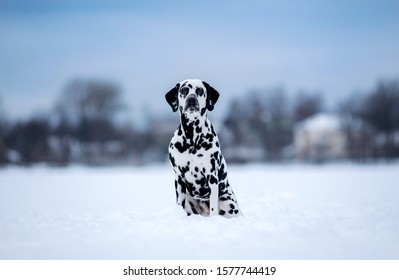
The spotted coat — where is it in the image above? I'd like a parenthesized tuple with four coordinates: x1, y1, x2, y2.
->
(165, 79, 241, 218)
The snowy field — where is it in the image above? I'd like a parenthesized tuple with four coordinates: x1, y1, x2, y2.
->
(1, 163, 398, 260)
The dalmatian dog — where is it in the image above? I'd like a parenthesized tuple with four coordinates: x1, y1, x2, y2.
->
(165, 79, 241, 218)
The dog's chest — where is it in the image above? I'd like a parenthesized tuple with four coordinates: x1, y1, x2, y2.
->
(169, 125, 219, 172)
(173, 147, 211, 171)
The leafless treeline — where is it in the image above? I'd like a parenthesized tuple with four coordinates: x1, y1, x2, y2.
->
(0, 78, 398, 166)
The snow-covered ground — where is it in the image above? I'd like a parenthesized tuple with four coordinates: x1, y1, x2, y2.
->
(1, 163, 398, 260)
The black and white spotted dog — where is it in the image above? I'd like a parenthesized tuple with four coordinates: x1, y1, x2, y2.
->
(165, 79, 241, 218)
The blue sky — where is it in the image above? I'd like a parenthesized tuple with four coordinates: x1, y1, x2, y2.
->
(1, 0, 399, 121)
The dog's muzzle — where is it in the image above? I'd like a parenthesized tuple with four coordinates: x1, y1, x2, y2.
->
(184, 95, 200, 112)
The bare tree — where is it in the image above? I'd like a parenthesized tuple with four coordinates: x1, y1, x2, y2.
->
(224, 88, 293, 161)
(56, 79, 123, 125)
(252, 89, 293, 161)
(0, 96, 7, 164)
(5, 117, 50, 164)
(338, 94, 375, 160)
(54, 78, 124, 164)
(293, 91, 323, 123)
(360, 79, 399, 158)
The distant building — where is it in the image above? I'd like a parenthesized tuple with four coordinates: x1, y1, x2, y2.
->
(294, 113, 347, 162)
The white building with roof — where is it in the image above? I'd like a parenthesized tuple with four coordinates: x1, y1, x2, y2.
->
(294, 113, 347, 162)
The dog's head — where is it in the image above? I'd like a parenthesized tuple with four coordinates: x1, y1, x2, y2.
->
(165, 79, 220, 118)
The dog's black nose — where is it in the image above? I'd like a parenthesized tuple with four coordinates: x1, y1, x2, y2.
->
(185, 95, 199, 112)
(187, 97, 197, 107)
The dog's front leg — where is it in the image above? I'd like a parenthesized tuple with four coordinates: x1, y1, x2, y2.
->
(208, 175, 219, 216)
(174, 175, 186, 207)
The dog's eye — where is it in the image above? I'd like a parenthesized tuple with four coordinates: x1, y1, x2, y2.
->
(196, 88, 204, 96)
(180, 87, 189, 96)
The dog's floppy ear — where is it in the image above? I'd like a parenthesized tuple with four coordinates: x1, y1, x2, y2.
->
(165, 83, 180, 112)
(203, 81, 220, 111)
